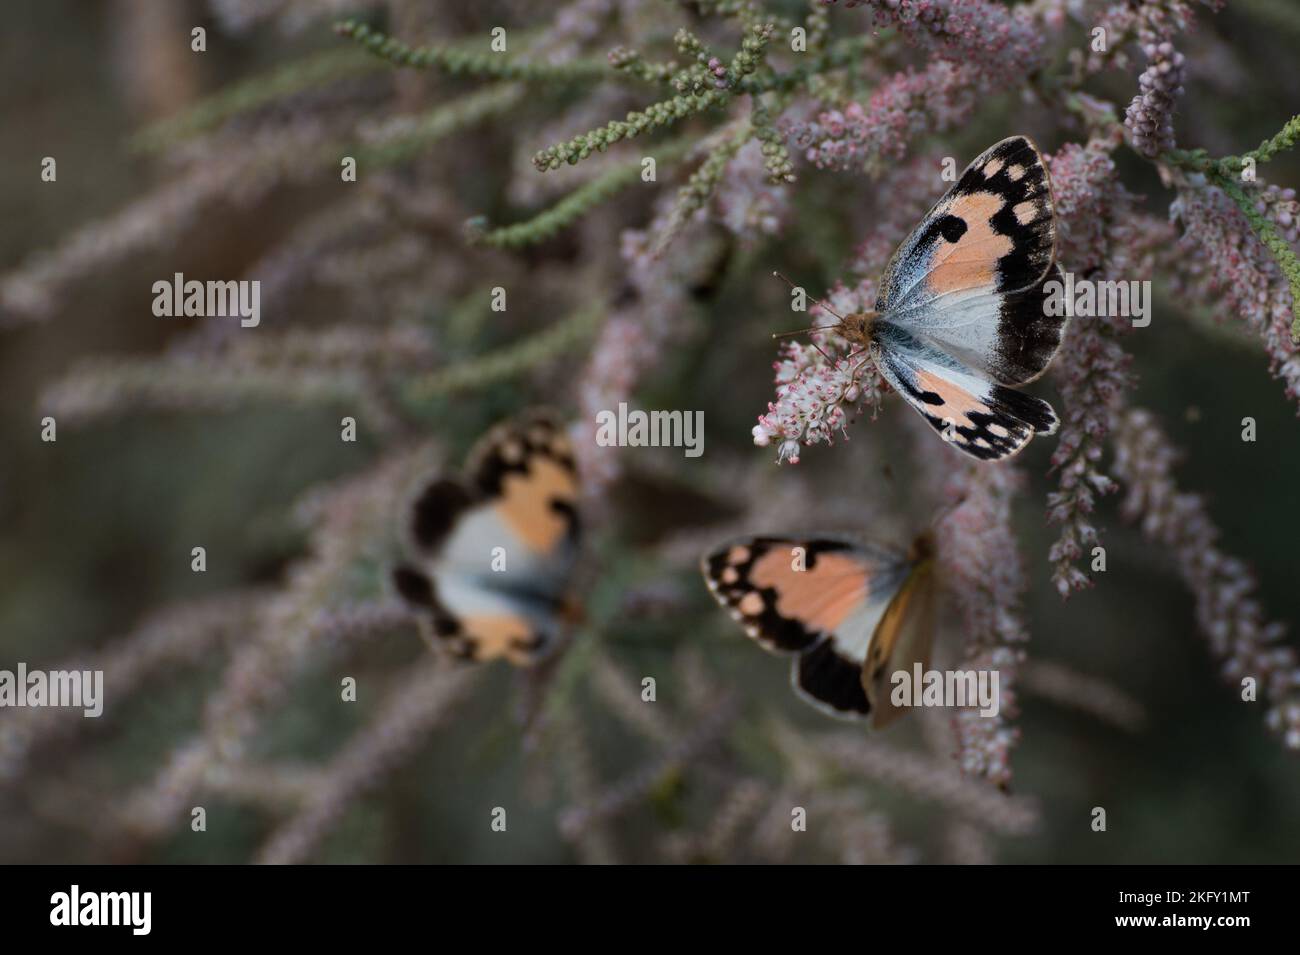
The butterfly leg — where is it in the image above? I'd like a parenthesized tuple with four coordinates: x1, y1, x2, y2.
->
(838, 345, 878, 375)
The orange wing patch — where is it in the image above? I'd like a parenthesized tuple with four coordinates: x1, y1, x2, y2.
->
(701, 538, 881, 654)
(749, 547, 870, 637)
(457, 613, 542, 665)
(494, 455, 577, 554)
(923, 191, 1015, 294)
(912, 369, 989, 431)
(875, 136, 1056, 313)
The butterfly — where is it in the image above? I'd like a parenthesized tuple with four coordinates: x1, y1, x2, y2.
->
(701, 532, 936, 727)
(391, 410, 581, 665)
(789, 136, 1067, 461)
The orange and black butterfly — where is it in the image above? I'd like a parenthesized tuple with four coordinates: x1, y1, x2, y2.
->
(701, 533, 935, 727)
(808, 136, 1067, 461)
(392, 411, 581, 665)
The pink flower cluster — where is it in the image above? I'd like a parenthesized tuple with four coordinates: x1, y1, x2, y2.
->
(1124, 39, 1186, 157)
(928, 463, 1029, 789)
(1042, 138, 1183, 597)
(713, 139, 792, 241)
(952, 646, 1022, 787)
(751, 284, 884, 463)
(845, 0, 1047, 84)
(1115, 410, 1300, 749)
(791, 0, 1046, 173)
(788, 61, 976, 172)
(1043, 139, 1141, 596)
(1171, 182, 1300, 407)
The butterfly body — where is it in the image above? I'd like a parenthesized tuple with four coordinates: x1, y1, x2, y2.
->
(701, 532, 936, 727)
(832, 310, 877, 349)
(816, 137, 1068, 461)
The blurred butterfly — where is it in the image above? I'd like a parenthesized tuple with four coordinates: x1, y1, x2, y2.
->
(392, 410, 581, 665)
(779, 136, 1067, 461)
(701, 533, 935, 727)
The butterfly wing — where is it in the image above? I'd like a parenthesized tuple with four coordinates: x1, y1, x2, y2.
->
(862, 556, 937, 729)
(874, 321, 1058, 461)
(877, 136, 1056, 313)
(701, 537, 910, 718)
(393, 411, 580, 665)
(875, 137, 1065, 387)
(894, 263, 1069, 387)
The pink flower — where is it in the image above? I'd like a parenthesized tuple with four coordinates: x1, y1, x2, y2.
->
(752, 285, 884, 463)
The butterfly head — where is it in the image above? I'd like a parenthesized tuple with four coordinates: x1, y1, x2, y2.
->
(835, 310, 878, 348)
(770, 272, 883, 358)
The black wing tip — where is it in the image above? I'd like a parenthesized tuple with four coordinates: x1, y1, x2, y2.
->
(391, 565, 462, 639)
(469, 411, 576, 495)
(989, 134, 1040, 159)
(992, 386, 1058, 434)
(993, 263, 1070, 386)
(410, 478, 476, 551)
(392, 563, 436, 607)
(929, 389, 1059, 461)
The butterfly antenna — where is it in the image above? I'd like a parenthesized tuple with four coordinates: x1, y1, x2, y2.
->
(771, 271, 846, 323)
(771, 327, 842, 365)
(770, 324, 836, 363)
(770, 325, 823, 340)
(769, 272, 846, 364)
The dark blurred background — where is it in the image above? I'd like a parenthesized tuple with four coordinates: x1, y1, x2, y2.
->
(1, 0, 1298, 864)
